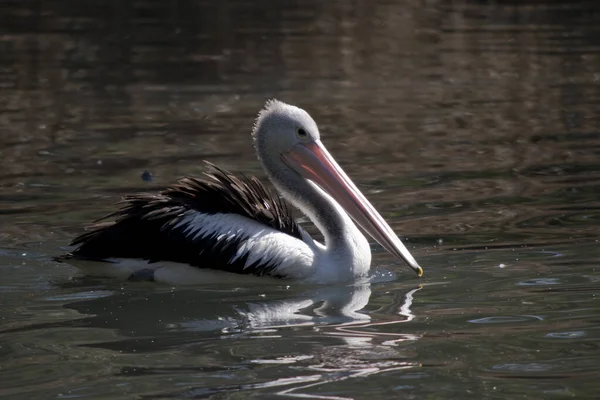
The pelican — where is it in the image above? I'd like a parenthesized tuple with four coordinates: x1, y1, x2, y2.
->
(56, 100, 423, 284)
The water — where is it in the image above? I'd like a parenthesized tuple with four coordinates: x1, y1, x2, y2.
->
(1, 1, 599, 398)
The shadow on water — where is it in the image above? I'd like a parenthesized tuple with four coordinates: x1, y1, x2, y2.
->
(1, 0, 600, 399)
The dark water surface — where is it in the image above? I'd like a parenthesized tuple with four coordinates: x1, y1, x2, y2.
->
(1, 1, 600, 398)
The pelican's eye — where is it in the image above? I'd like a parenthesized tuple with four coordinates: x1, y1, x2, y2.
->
(296, 128, 309, 140)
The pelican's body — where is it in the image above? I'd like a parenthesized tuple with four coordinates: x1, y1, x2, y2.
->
(57, 100, 422, 284)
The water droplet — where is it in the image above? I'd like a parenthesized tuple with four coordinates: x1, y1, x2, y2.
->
(141, 170, 153, 182)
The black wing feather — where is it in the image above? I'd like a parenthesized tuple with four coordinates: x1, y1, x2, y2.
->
(56, 162, 303, 277)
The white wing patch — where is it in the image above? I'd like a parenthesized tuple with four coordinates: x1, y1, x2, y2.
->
(173, 211, 317, 279)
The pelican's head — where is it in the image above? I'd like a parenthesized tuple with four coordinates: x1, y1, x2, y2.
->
(252, 99, 321, 159)
(252, 99, 423, 277)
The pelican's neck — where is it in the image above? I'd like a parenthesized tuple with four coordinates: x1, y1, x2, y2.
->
(291, 177, 353, 242)
(262, 159, 371, 277)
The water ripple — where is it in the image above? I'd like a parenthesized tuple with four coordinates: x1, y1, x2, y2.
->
(491, 363, 552, 373)
(545, 331, 586, 339)
(517, 278, 561, 286)
(468, 315, 544, 324)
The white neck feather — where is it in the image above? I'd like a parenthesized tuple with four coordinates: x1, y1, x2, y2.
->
(262, 157, 371, 280)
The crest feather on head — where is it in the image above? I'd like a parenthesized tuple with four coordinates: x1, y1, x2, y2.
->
(251, 99, 318, 150)
(252, 99, 287, 139)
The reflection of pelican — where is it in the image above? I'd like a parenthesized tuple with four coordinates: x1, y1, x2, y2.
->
(177, 283, 422, 343)
(173, 284, 372, 333)
(56, 100, 422, 284)
(49, 279, 423, 400)
(101, 283, 422, 400)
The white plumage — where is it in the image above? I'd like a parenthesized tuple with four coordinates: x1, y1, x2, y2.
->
(174, 211, 316, 279)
